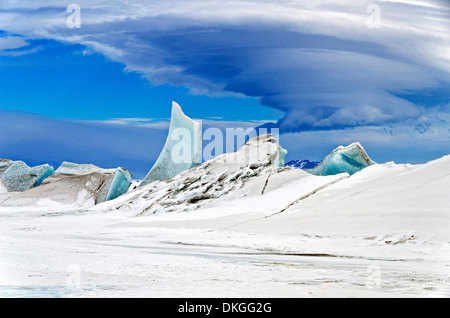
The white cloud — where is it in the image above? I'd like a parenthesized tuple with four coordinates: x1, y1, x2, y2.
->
(0, 36, 28, 51)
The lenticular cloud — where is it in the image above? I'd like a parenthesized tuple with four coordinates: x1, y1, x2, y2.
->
(1, 0, 449, 132)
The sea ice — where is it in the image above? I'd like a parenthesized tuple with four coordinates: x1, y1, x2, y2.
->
(305, 142, 375, 176)
(0, 159, 13, 175)
(0, 160, 54, 192)
(0, 162, 133, 209)
(140, 101, 202, 187)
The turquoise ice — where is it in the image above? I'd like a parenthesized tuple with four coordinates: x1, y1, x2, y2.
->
(97, 167, 133, 203)
(278, 146, 288, 167)
(0, 160, 54, 192)
(140, 102, 202, 187)
(0, 159, 12, 175)
(306, 142, 375, 176)
(54, 161, 132, 203)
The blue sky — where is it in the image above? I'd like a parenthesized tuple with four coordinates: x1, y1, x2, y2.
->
(0, 38, 281, 122)
(0, 0, 449, 178)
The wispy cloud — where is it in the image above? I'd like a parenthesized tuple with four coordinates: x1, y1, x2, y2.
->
(94, 116, 270, 130)
(98, 117, 170, 129)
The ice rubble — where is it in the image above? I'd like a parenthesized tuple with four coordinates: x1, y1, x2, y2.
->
(0, 159, 54, 192)
(52, 162, 132, 203)
(140, 101, 202, 187)
(305, 142, 375, 176)
(97, 133, 349, 216)
(97, 167, 133, 202)
(0, 161, 132, 209)
(113, 133, 290, 216)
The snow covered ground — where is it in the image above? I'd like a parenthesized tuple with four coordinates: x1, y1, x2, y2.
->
(0, 142, 449, 297)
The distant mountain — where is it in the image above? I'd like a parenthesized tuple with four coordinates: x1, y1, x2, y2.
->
(285, 159, 320, 170)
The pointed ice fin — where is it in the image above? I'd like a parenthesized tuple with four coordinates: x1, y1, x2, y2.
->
(140, 101, 202, 186)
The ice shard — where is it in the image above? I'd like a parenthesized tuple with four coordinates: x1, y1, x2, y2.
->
(53, 162, 132, 203)
(96, 167, 133, 203)
(0, 160, 54, 192)
(278, 146, 288, 167)
(140, 101, 202, 187)
(305, 142, 375, 176)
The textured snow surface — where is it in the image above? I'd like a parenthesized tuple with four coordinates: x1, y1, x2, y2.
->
(140, 102, 202, 187)
(306, 142, 375, 176)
